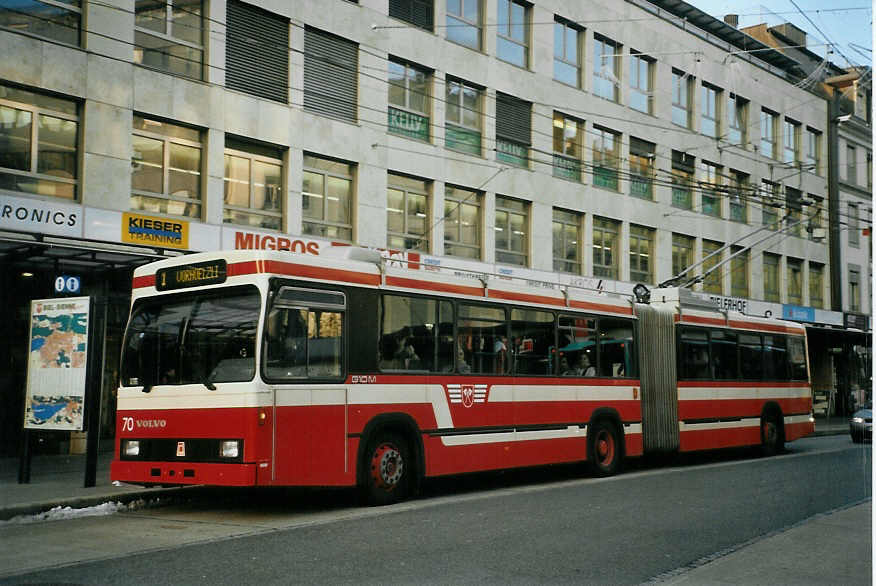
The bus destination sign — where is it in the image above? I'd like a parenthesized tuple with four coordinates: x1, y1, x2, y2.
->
(156, 260, 227, 291)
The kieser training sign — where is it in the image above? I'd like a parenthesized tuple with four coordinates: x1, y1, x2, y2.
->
(23, 297, 90, 431)
(121, 212, 189, 249)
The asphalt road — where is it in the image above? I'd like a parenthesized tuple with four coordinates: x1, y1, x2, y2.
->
(2, 435, 870, 585)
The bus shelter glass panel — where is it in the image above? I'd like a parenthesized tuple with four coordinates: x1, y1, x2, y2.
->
(458, 304, 508, 374)
(510, 308, 554, 375)
(121, 286, 260, 388)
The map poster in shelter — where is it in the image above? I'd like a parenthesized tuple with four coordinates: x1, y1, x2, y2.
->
(23, 297, 90, 431)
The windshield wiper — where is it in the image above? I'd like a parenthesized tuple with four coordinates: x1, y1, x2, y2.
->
(202, 374, 217, 391)
(141, 383, 153, 394)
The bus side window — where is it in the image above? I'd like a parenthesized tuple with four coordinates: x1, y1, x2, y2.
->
(598, 318, 635, 378)
(265, 307, 307, 378)
(680, 328, 710, 379)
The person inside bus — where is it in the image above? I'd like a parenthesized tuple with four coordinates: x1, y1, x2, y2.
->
(457, 334, 471, 373)
(564, 353, 595, 376)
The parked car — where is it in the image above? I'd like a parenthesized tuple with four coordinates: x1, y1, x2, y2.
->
(850, 404, 872, 443)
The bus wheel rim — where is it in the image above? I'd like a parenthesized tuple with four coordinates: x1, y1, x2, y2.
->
(596, 430, 615, 466)
(371, 443, 403, 490)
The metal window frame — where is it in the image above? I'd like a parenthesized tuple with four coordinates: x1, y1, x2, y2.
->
(222, 145, 284, 226)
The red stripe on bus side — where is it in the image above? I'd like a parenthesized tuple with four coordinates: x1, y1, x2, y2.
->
(677, 397, 812, 420)
(385, 276, 484, 297)
(132, 275, 155, 289)
(727, 320, 805, 335)
(488, 289, 564, 306)
(568, 300, 633, 315)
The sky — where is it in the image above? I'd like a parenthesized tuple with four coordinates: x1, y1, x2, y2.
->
(687, 1, 873, 67)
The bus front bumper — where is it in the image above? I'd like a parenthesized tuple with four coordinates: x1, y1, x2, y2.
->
(110, 460, 258, 487)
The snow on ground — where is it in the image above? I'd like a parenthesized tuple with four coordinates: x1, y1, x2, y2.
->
(0, 498, 153, 526)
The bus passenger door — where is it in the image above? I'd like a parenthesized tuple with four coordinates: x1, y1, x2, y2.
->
(265, 286, 350, 486)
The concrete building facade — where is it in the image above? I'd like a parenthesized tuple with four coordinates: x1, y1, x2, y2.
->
(0, 0, 847, 453)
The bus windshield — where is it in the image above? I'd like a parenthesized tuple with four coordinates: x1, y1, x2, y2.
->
(120, 286, 261, 388)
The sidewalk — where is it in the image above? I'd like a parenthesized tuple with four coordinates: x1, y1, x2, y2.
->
(0, 450, 192, 522)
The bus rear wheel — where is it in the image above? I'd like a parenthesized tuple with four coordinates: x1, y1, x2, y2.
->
(589, 419, 621, 477)
(760, 414, 784, 456)
(363, 431, 411, 506)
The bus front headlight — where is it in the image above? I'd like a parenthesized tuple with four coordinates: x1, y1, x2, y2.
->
(220, 440, 240, 458)
(123, 440, 140, 457)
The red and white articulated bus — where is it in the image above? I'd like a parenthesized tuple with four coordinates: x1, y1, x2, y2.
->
(110, 249, 814, 505)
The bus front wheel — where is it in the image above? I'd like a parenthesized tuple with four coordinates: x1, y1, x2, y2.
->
(362, 431, 411, 506)
(589, 419, 622, 477)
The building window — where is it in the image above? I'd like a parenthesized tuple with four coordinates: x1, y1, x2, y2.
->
(763, 253, 780, 302)
(134, 0, 204, 80)
(848, 203, 859, 247)
(388, 58, 431, 142)
(868, 152, 872, 189)
(495, 92, 531, 167)
(303, 27, 358, 123)
(592, 217, 618, 279)
(809, 263, 824, 308)
(554, 18, 581, 87)
(671, 150, 694, 209)
(787, 258, 802, 305)
(0, 83, 78, 200)
(389, 0, 433, 31)
(226, 1, 289, 104)
(496, 0, 529, 68)
(783, 119, 800, 165)
(672, 69, 692, 128)
(807, 196, 824, 241)
(0, 0, 81, 45)
(672, 233, 694, 283)
(592, 125, 620, 190)
(495, 195, 528, 266)
(700, 161, 722, 218)
(730, 246, 749, 298)
(701, 83, 721, 138)
(444, 185, 481, 259)
(552, 111, 582, 182)
(728, 93, 748, 146)
(447, 0, 481, 49)
(445, 78, 482, 156)
(629, 225, 654, 284)
(786, 187, 803, 237)
(223, 138, 283, 230)
(728, 169, 748, 223)
(629, 137, 654, 200)
(553, 208, 581, 274)
(702, 239, 723, 294)
(805, 128, 821, 174)
(131, 115, 202, 217)
(846, 144, 857, 185)
(593, 35, 620, 102)
(388, 173, 429, 252)
(629, 51, 654, 114)
(761, 180, 780, 230)
(849, 267, 860, 312)
(302, 154, 354, 242)
(760, 108, 777, 159)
